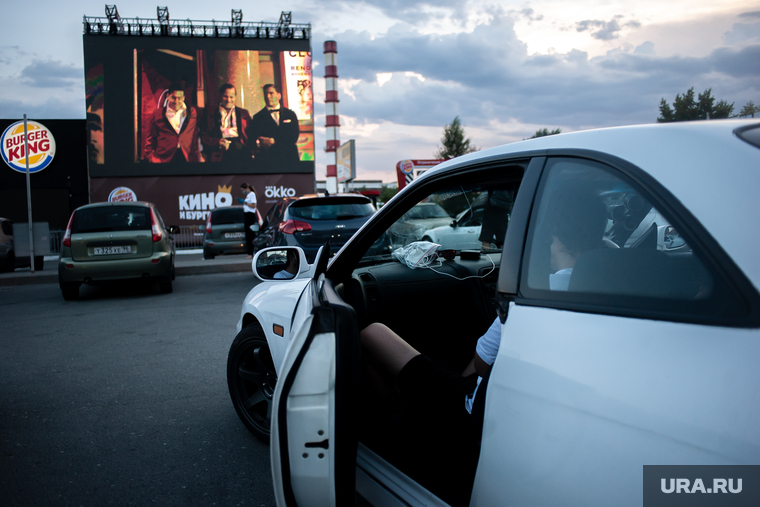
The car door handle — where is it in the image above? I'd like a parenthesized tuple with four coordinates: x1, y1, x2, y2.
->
(305, 438, 329, 449)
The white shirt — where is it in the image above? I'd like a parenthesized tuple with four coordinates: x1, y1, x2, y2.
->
(465, 317, 502, 414)
(166, 104, 187, 134)
(268, 107, 280, 126)
(549, 268, 573, 291)
(244, 192, 257, 214)
(219, 106, 238, 138)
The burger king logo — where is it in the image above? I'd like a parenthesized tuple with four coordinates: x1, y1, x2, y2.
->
(1, 120, 56, 173)
(109, 187, 138, 202)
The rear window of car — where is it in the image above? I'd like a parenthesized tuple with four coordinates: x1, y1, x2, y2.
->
(288, 197, 375, 221)
(212, 207, 244, 225)
(72, 206, 152, 233)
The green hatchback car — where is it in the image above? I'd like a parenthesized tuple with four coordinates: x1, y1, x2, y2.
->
(58, 202, 179, 300)
(202, 206, 246, 260)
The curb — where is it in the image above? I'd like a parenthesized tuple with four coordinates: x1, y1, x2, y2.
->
(0, 262, 252, 287)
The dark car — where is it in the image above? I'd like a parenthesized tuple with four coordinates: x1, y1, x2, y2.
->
(58, 201, 178, 300)
(253, 197, 296, 253)
(203, 206, 246, 259)
(256, 194, 382, 262)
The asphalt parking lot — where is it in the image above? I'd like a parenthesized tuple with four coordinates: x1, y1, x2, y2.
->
(0, 258, 276, 507)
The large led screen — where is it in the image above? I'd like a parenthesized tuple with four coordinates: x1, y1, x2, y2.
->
(83, 34, 314, 177)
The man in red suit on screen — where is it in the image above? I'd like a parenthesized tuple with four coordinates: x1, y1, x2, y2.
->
(145, 84, 200, 163)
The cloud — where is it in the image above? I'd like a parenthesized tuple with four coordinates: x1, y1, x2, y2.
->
(0, 97, 85, 119)
(739, 11, 760, 18)
(0, 46, 25, 65)
(576, 16, 640, 41)
(325, 8, 760, 137)
(722, 22, 760, 46)
(20, 60, 82, 88)
(634, 41, 655, 55)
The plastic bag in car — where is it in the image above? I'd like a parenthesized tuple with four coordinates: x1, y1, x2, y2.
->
(391, 241, 441, 269)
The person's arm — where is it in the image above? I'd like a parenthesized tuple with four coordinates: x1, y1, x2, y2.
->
(462, 317, 502, 377)
(461, 351, 492, 377)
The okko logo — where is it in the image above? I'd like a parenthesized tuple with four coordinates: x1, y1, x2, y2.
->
(1, 120, 56, 173)
(178, 185, 233, 220)
(265, 186, 296, 199)
(661, 478, 742, 494)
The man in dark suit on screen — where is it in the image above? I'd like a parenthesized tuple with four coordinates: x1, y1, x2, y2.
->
(145, 84, 200, 163)
(248, 84, 300, 168)
(201, 83, 253, 164)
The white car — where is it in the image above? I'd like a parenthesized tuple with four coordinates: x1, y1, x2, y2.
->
(420, 193, 489, 251)
(227, 120, 760, 507)
(387, 202, 453, 246)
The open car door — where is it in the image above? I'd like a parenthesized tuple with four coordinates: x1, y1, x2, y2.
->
(271, 244, 361, 507)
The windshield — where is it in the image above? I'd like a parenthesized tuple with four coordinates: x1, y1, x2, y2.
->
(407, 203, 450, 219)
(212, 207, 244, 225)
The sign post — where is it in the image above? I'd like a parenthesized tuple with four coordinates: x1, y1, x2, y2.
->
(23, 115, 35, 272)
(2, 117, 56, 272)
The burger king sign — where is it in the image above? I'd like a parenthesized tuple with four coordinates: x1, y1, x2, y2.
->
(1, 120, 56, 174)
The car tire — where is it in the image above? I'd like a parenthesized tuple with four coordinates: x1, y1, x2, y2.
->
(34, 256, 44, 271)
(421, 236, 433, 243)
(203, 248, 215, 260)
(60, 283, 79, 301)
(158, 277, 173, 294)
(227, 324, 276, 443)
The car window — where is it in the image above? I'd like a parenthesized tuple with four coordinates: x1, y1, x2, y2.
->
(212, 207, 244, 225)
(72, 206, 152, 233)
(288, 198, 374, 221)
(519, 157, 750, 322)
(367, 176, 521, 262)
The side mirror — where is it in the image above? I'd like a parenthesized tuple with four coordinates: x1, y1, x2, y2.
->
(450, 220, 457, 228)
(168, 225, 180, 234)
(252, 247, 308, 282)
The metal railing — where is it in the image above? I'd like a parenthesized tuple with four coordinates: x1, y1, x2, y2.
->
(174, 225, 205, 249)
(46, 226, 205, 255)
(83, 15, 310, 39)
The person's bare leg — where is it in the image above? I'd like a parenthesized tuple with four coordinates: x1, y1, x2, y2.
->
(360, 323, 420, 379)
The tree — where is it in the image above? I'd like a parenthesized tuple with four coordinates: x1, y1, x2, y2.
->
(657, 87, 735, 122)
(529, 128, 562, 139)
(739, 100, 758, 118)
(434, 116, 477, 160)
(379, 185, 398, 204)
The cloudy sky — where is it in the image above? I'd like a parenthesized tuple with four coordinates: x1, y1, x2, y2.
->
(1, 0, 758, 182)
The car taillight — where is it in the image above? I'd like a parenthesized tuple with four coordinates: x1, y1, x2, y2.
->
(62, 212, 74, 248)
(279, 220, 312, 234)
(206, 213, 212, 234)
(150, 208, 162, 242)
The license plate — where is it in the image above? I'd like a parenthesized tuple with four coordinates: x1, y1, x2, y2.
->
(224, 232, 244, 239)
(93, 246, 132, 255)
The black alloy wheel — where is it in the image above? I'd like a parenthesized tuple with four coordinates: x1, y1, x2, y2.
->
(227, 324, 277, 442)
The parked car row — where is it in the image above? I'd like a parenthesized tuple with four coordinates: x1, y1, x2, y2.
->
(43, 192, 383, 301)
(226, 120, 760, 507)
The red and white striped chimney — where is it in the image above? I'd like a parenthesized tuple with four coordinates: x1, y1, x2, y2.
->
(324, 40, 339, 194)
